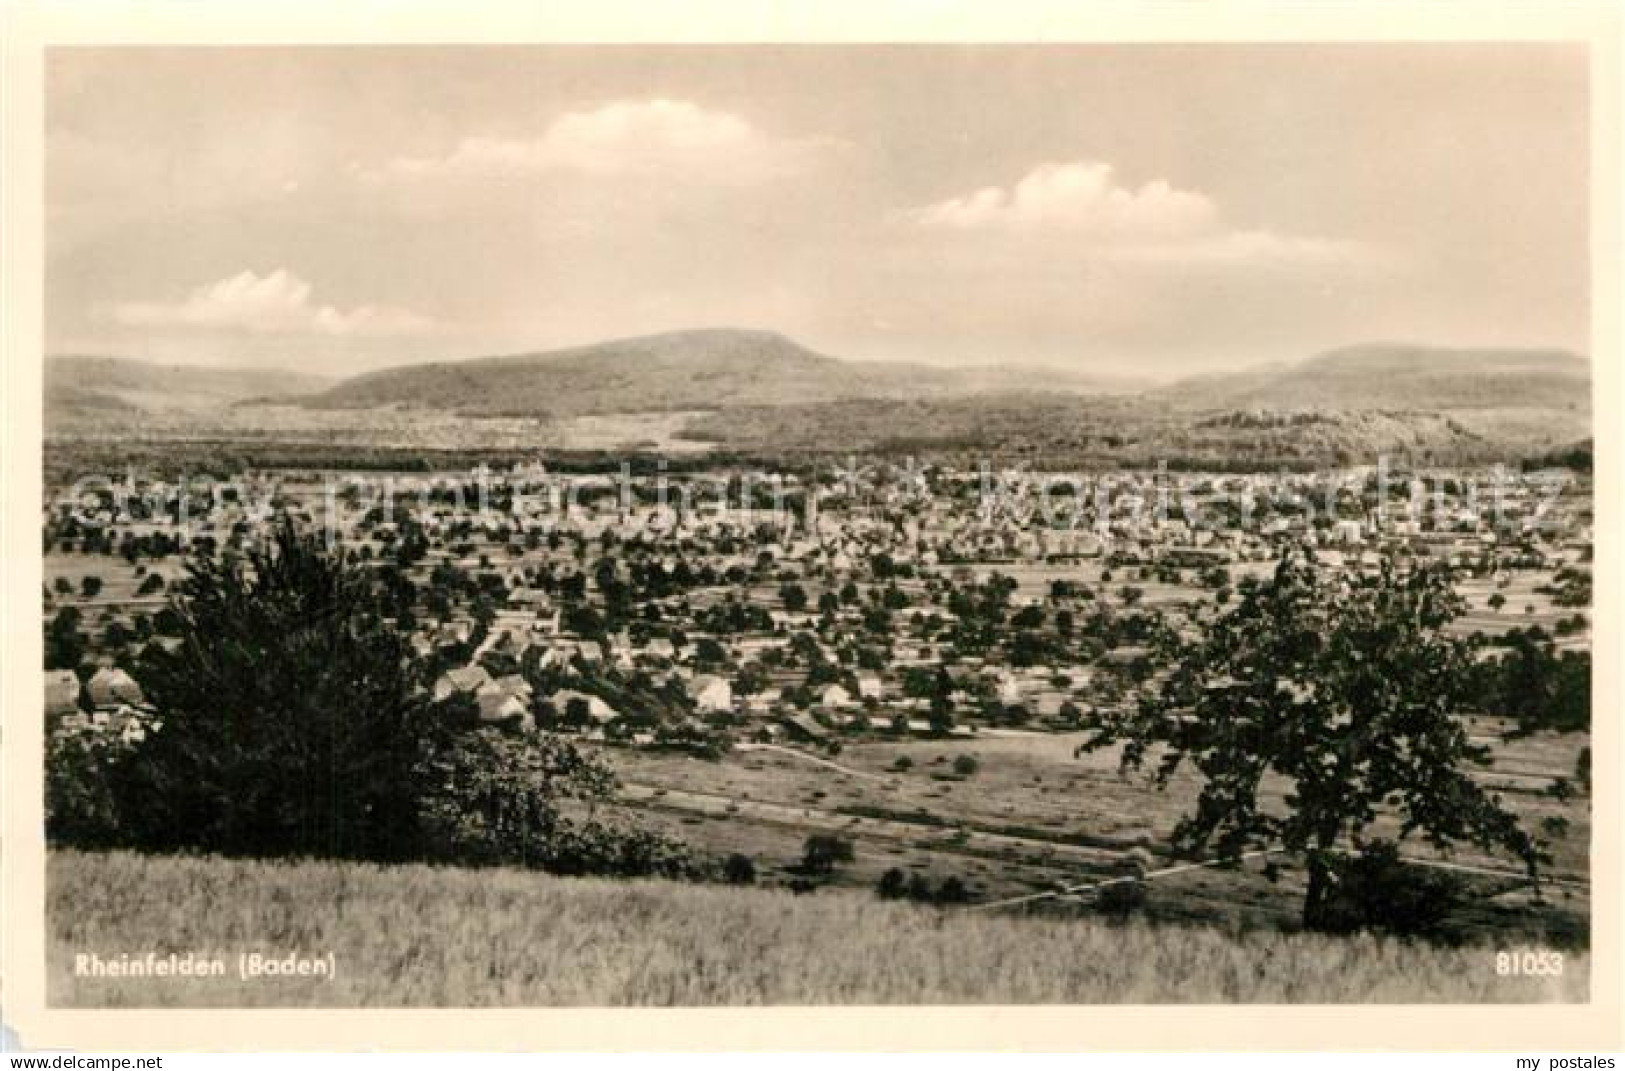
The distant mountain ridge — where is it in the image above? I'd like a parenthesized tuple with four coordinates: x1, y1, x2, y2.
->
(46, 356, 335, 419)
(1152, 343, 1590, 412)
(294, 328, 1142, 417)
(45, 337, 1591, 462)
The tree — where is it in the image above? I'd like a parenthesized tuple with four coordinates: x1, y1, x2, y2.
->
(1012, 604, 1045, 629)
(1480, 628, 1590, 736)
(415, 728, 632, 871)
(45, 606, 86, 670)
(116, 520, 437, 861)
(694, 636, 728, 668)
(80, 575, 103, 599)
(1081, 549, 1541, 931)
(801, 833, 854, 876)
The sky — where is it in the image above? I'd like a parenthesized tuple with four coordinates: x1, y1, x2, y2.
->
(46, 44, 1590, 378)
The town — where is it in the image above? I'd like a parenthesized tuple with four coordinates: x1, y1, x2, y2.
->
(41, 453, 1593, 932)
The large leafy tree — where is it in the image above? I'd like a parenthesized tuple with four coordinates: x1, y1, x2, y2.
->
(1082, 548, 1542, 930)
(119, 519, 437, 861)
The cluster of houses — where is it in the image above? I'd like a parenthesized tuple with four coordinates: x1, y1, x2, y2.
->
(45, 665, 152, 743)
(43, 459, 1593, 748)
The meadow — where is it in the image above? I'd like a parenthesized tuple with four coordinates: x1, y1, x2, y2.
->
(48, 850, 1586, 1007)
(598, 727, 1591, 941)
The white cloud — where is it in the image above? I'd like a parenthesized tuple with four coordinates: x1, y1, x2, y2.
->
(108, 269, 433, 337)
(907, 162, 1218, 237)
(901, 160, 1378, 268)
(377, 99, 835, 185)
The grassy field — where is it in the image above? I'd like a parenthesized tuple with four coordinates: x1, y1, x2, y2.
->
(49, 850, 1585, 1007)
(596, 728, 1591, 942)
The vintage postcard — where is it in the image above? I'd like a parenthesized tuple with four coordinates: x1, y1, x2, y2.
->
(1, 0, 1620, 1053)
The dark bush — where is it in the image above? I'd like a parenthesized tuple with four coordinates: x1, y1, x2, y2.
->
(723, 853, 757, 885)
(1096, 878, 1148, 917)
(45, 727, 136, 848)
(801, 834, 855, 875)
(877, 867, 908, 900)
(1310, 841, 1465, 941)
(45, 607, 86, 671)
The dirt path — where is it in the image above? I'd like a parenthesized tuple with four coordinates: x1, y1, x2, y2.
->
(733, 742, 890, 782)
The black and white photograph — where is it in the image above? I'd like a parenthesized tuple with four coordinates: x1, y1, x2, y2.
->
(3, 3, 1621, 1052)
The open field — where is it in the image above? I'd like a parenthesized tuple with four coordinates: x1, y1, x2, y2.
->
(596, 728, 1591, 941)
(48, 850, 1586, 1006)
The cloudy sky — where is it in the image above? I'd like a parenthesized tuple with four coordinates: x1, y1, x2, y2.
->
(47, 44, 1588, 378)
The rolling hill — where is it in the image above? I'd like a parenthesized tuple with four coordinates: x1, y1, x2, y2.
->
(46, 356, 335, 421)
(1153, 343, 1591, 412)
(43, 336, 1593, 465)
(293, 328, 1141, 417)
(668, 341, 1592, 465)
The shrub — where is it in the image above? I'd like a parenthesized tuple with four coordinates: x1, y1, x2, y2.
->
(952, 754, 979, 777)
(877, 867, 908, 900)
(541, 822, 697, 880)
(801, 834, 855, 876)
(723, 853, 757, 885)
(891, 755, 914, 772)
(1095, 878, 1148, 918)
(416, 728, 617, 869)
(46, 727, 137, 848)
(1313, 841, 1465, 941)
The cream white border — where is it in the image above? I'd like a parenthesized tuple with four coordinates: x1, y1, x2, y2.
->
(2, 0, 1621, 1052)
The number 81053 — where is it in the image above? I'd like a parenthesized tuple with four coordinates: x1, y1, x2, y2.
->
(1495, 950, 1564, 976)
